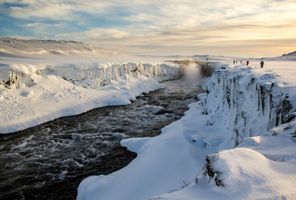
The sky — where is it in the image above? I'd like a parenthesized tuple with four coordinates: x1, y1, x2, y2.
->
(0, 0, 296, 57)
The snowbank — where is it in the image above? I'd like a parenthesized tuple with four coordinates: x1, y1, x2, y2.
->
(77, 63, 296, 200)
(156, 121, 296, 200)
(157, 134, 296, 200)
(0, 62, 180, 133)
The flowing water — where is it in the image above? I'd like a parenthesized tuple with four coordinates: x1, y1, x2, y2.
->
(0, 79, 201, 200)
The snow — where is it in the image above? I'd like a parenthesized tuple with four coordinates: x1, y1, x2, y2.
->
(254, 61, 296, 108)
(78, 58, 296, 200)
(1, 38, 295, 199)
(77, 101, 209, 200)
(0, 62, 179, 133)
(0, 39, 180, 133)
(157, 132, 296, 200)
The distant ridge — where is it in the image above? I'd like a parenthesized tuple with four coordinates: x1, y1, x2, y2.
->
(282, 50, 296, 57)
(0, 37, 139, 62)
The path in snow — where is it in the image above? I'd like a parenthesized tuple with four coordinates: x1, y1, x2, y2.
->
(0, 78, 201, 200)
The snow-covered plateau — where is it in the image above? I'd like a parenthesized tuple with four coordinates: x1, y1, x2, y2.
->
(77, 61, 296, 200)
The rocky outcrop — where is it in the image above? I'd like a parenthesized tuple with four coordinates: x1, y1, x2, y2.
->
(197, 155, 224, 187)
(0, 70, 35, 89)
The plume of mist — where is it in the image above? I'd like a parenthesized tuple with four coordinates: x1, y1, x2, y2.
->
(183, 62, 202, 84)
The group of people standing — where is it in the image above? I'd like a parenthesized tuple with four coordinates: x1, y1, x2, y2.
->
(233, 59, 264, 68)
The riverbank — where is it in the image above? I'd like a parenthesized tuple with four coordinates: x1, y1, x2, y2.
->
(78, 61, 296, 200)
(0, 62, 180, 134)
(0, 78, 201, 200)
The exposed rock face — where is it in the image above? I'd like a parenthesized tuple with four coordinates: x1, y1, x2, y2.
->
(199, 155, 224, 187)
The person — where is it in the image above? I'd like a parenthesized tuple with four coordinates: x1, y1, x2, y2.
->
(260, 60, 264, 68)
(246, 61, 249, 66)
(233, 60, 235, 64)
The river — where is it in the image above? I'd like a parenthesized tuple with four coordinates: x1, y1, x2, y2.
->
(0, 78, 201, 200)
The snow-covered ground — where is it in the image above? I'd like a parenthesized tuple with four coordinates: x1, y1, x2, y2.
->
(78, 59, 296, 200)
(0, 39, 180, 133)
(1, 38, 295, 199)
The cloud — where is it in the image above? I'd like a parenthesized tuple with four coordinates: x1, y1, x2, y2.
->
(2, 0, 113, 20)
(10, 3, 73, 20)
(1, 0, 296, 56)
(57, 28, 131, 40)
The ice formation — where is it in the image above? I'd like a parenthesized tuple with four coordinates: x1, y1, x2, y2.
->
(0, 62, 180, 133)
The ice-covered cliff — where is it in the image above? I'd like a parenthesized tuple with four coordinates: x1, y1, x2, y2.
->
(1, 62, 179, 89)
(77, 63, 296, 200)
(201, 66, 294, 148)
(155, 65, 296, 200)
(0, 62, 180, 133)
